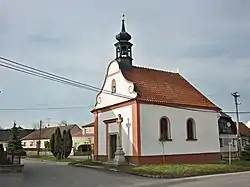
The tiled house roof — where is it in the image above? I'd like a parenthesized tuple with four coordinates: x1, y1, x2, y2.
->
(122, 66, 220, 111)
(239, 122, 250, 136)
(21, 124, 81, 140)
(219, 111, 232, 118)
(0, 129, 34, 142)
(81, 122, 94, 128)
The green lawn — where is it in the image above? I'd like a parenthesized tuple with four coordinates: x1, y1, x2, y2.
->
(70, 159, 250, 178)
(132, 160, 250, 178)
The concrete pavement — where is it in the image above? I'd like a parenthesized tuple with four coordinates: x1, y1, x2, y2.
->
(0, 159, 156, 187)
(1, 159, 250, 187)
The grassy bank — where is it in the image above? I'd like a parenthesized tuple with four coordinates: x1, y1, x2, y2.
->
(71, 160, 250, 178)
(26, 155, 78, 162)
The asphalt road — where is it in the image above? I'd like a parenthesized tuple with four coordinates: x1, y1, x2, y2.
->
(1, 159, 250, 187)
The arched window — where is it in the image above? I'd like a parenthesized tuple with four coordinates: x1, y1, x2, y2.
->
(159, 117, 171, 141)
(186, 118, 196, 140)
(111, 79, 116, 93)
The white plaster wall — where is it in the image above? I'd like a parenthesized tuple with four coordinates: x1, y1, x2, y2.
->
(98, 104, 133, 156)
(95, 60, 137, 109)
(140, 104, 221, 156)
(0, 141, 8, 150)
(22, 139, 49, 149)
(219, 134, 238, 153)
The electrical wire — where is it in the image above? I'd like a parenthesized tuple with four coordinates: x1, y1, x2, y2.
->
(0, 57, 133, 99)
(224, 112, 250, 114)
(0, 105, 93, 111)
(1, 56, 249, 115)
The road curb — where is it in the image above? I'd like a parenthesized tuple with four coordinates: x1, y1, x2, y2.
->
(24, 158, 70, 165)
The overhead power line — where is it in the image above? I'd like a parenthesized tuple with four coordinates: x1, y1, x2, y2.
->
(0, 105, 93, 111)
(1, 56, 250, 115)
(0, 56, 133, 100)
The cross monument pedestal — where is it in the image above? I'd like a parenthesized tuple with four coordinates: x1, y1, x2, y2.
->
(110, 114, 127, 166)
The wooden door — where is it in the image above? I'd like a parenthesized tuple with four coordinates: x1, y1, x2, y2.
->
(109, 134, 117, 159)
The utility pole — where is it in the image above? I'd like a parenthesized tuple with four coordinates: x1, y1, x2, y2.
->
(231, 92, 241, 157)
(37, 120, 42, 157)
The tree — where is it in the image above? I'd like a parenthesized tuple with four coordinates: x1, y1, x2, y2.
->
(44, 141, 50, 156)
(7, 122, 26, 163)
(50, 127, 72, 159)
(63, 130, 72, 158)
(241, 135, 250, 160)
(32, 122, 39, 130)
(61, 120, 67, 126)
(54, 127, 63, 159)
(50, 134, 55, 157)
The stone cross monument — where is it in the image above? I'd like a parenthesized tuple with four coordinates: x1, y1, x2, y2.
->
(112, 114, 126, 165)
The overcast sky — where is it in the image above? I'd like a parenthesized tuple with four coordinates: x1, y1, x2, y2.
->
(1, 0, 250, 129)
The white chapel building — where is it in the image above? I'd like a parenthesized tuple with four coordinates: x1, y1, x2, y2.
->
(91, 17, 222, 165)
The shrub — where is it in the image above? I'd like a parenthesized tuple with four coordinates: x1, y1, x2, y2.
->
(241, 135, 250, 161)
(241, 144, 250, 161)
(50, 127, 73, 159)
(7, 122, 26, 157)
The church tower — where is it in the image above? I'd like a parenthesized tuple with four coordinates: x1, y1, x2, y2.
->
(114, 15, 133, 70)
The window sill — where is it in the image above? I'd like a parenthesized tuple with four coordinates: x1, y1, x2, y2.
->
(159, 138, 172, 142)
(186, 139, 197, 141)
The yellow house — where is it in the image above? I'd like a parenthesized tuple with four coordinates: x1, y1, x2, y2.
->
(72, 122, 94, 154)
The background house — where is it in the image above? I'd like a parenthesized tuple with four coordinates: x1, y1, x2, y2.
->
(218, 112, 238, 159)
(72, 122, 94, 155)
(21, 124, 82, 156)
(0, 127, 34, 150)
(238, 122, 250, 149)
(218, 112, 250, 159)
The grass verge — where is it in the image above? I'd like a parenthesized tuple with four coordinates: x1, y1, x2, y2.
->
(70, 159, 250, 178)
(132, 160, 250, 178)
(26, 155, 78, 162)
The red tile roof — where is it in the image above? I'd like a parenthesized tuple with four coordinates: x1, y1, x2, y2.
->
(21, 125, 80, 140)
(239, 122, 250, 136)
(122, 66, 220, 111)
(71, 130, 84, 137)
(81, 122, 94, 128)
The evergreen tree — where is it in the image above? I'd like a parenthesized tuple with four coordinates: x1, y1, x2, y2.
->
(63, 129, 72, 158)
(7, 122, 25, 156)
(50, 127, 73, 159)
(54, 127, 63, 159)
(66, 129, 73, 157)
(62, 130, 67, 158)
(50, 134, 55, 156)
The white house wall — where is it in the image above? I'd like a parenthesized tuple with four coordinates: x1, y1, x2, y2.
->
(140, 104, 221, 156)
(95, 60, 137, 109)
(219, 134, 238, 153)
(22, 139, 49, 149)
(0, 141, 8, 151)
(98, 104, 133, 156)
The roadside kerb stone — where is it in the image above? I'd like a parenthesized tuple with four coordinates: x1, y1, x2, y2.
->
(0, 164, 24, 173)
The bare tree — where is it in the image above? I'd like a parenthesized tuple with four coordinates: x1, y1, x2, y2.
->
(32, 122, 39, 129)
(60, 120, 67, 126)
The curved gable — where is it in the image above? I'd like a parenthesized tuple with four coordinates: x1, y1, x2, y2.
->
(94, 60, 137, 110)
